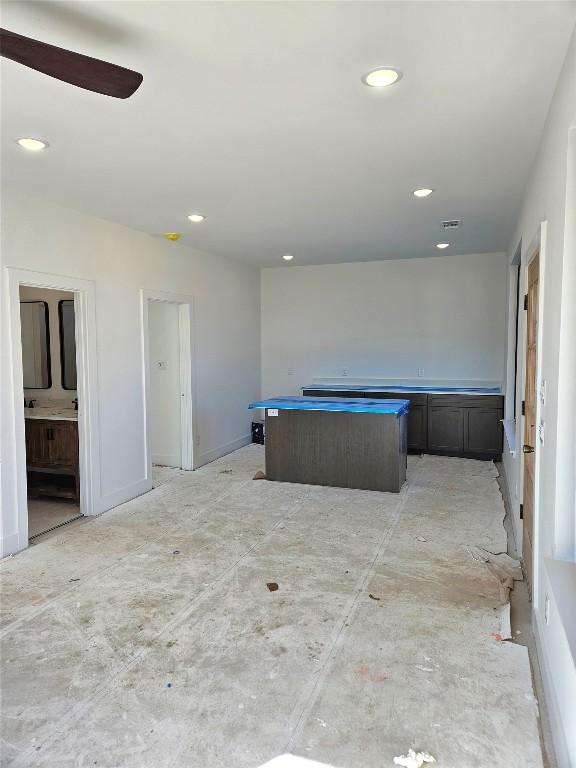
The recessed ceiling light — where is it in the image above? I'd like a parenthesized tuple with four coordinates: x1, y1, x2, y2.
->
(436, 243, 450, 249)
(187, 213, 205, 223)
(362, 68, 402, 88)
(413, 188, 434, 198)
(16, 137, 48, 151)
(282, 254, 294, 261)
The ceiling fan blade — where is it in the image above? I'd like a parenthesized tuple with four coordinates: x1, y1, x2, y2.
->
(0, 28, 143, 99)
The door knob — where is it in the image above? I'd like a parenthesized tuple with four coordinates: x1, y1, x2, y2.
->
(523, 444, 535, 454)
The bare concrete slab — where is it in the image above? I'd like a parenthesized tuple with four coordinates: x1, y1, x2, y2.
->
(0, 448, 542, 767)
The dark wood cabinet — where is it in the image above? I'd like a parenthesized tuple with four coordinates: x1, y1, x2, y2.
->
(427, 395, 503, 459)
(302, 389, 503, 460)
(464, 407, 504, 455)
(406, 404, 427, 451)
(265, 409, 407, 492)
(428, 406, 464, 452)
(25, 419, 80, 502)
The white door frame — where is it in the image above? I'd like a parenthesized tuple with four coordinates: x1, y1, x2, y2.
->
(7, 268, 101, 550)
(141, 289, 196, 476)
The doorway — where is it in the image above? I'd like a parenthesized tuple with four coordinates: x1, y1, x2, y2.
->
(148, 301, 182, 468)
(19, 286, 82, 538)
(142, 291, 195, 479)
(7, 268, 100, 553)
(522, 251, 539, 592)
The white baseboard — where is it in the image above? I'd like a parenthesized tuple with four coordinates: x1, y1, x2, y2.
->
(196, 434, 252, 467)
(533, 612, 572, 768)
(0, 532, 21, 558)
(96, 478, 152, 515)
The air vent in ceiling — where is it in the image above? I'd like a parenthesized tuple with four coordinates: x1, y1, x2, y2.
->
(442, 219, 461, 229)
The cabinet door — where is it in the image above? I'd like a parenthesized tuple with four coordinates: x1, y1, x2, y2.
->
(428, 407, 464, 452)
(407, 404, 427, 451)
(464, 408, 503, 454)
(46, 423, 78, 466)
(25, 421, 51, 464)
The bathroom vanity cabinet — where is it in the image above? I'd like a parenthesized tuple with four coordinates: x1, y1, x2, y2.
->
(25, 417, 80, 502)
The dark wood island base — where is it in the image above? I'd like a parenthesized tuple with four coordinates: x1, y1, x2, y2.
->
(249, 396, 409, 493)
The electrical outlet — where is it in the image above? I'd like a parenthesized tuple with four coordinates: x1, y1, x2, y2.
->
(417, 368, 425, 378)
(342, 368, 349, 377)
(544, 595, 550, 625)
(156, 360, 168, 370)
(539, 421, 545, 445)
(540, 379, 546, 406)
(287, 368, 295, 376)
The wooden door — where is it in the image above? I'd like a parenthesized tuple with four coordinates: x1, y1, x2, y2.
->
(523, 252, 539, 592)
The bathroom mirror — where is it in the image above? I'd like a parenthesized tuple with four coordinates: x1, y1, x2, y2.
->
(59, 299, 77, 390)
(20, 301, 52, 389)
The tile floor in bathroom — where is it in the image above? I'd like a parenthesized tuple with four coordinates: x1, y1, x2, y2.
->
(27, 498, 81, 539)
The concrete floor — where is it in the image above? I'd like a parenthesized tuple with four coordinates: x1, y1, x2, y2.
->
(27, 499, 81, 539)
(1, 447, 543, 768)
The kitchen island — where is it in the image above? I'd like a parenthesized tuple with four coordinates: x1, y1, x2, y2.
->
(248, 396, 409, 492)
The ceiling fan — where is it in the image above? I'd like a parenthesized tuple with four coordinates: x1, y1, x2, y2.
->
(0, 28, 143, 98)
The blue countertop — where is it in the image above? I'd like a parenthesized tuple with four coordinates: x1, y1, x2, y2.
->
(303, 384, 502, 395)
(249, 396, 410, 415)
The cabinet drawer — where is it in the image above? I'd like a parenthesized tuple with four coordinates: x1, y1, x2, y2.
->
(370, 392, 427, 406)
(428, 395, 504, 409)
(303, 389, 366, 398)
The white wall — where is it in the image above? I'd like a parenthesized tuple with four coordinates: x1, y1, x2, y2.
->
(261, 252, 508, 397)
(19, 286, 77, 403)
(148, 300, 181, 468)
(501, 27, 576, 767)
(1, 189, 261, 555)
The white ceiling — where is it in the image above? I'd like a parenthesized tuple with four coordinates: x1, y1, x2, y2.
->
(2, 1, 575, 266)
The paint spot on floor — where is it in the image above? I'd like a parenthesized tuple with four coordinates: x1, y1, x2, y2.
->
(355, 664, 388, 682)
